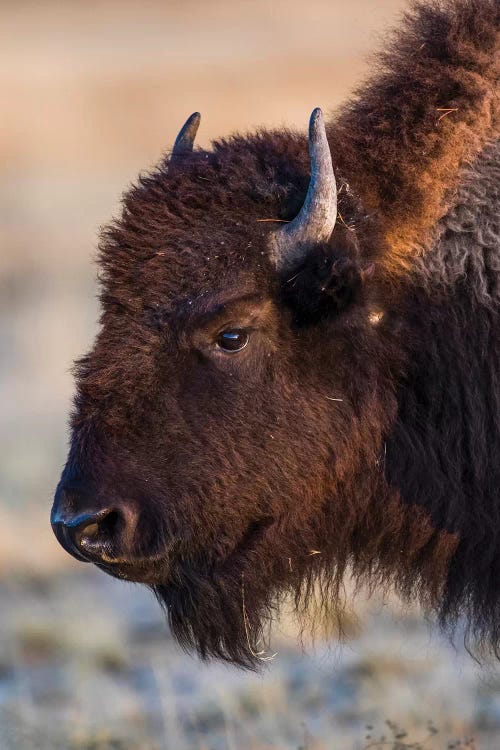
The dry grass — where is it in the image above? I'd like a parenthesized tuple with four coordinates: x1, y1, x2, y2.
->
(0, 569, 497, 749)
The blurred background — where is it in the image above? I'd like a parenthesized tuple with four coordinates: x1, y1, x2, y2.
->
(2, 1, 500, 748)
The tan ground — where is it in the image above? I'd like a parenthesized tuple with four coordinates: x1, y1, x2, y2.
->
(2, 1, 500, 748)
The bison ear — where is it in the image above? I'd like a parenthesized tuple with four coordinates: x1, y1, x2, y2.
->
(282, 236, 375, 325)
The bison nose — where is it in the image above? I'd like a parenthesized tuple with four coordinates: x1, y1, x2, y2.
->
(51, 486, 138, 564)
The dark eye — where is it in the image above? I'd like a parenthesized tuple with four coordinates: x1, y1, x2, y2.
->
(217, 328, 249, 352)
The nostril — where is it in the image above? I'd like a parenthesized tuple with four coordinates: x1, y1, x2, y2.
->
(76, 508, 122, 551)
(79, 521, 99, 540)
(98, 509, 121, 537)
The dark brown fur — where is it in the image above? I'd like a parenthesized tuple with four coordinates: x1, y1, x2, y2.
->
(53, 0, 500, 668)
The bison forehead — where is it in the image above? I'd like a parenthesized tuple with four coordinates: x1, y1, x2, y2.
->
(97, 130, 313, 307)
(99, 230, 273, 319)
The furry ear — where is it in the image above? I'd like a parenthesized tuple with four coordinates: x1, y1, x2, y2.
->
(281, 226, 374, 325)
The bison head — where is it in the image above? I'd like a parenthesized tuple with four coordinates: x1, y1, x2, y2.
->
(51, 110, 413, 667)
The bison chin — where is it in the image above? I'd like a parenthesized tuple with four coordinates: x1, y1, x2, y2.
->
(152, 555, 283, 669)
(150, 510, 348, 669)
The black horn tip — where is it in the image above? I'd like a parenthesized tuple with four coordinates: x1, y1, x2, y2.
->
(185, 111, 201, 130)
(309, 107, 325, 139)
(172, 112, 201, 158)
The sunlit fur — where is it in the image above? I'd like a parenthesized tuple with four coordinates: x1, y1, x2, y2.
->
(58, 0, 499, 668)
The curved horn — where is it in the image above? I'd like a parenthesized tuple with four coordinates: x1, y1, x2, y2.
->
(171, 112, 201, 159)
(270, 108, 337, 272)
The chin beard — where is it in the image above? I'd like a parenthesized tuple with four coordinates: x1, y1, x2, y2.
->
(151, 557, 282, 669)
(149, 511, 351, 668)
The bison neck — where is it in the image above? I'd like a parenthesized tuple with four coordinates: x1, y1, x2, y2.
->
(383, 140, 500, 648)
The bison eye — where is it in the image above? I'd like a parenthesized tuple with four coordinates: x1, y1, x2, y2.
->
(217, 328, 249, 352)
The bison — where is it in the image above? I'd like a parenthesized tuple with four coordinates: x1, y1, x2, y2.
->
(51, 0, 499, 668)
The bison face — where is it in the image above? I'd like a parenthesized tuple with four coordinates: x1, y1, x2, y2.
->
(52, 112, 393, 666)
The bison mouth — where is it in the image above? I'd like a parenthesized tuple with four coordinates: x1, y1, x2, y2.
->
(94, 551, 173, 584)
(95, 516, 276, 586)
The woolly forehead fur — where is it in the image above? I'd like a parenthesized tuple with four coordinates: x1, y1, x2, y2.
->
(98, 131, 366, 315)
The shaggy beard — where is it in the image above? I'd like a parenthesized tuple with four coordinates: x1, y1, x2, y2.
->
(151, 529, 357, 669)
(151, 481, 500, 668)
(152, 557, 283, 669)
